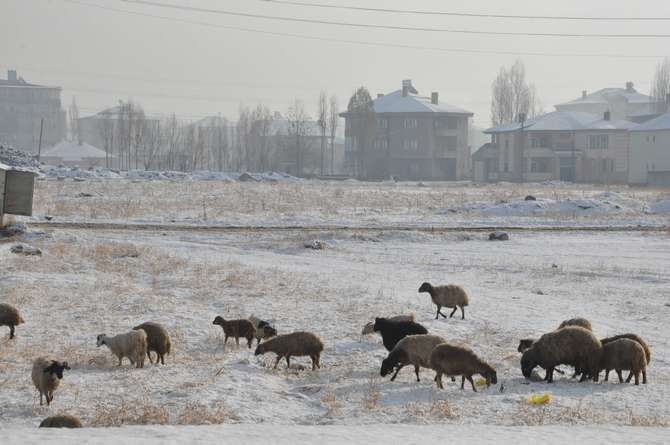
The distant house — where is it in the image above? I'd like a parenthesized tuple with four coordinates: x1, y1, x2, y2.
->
(41, 140, 112, 168)
(555, 82, 664, 123)
(340, 80, 473, 181)
(628, 109, 670, 186)
(482, 111, 635, 184)
(0, 70, 66, 152)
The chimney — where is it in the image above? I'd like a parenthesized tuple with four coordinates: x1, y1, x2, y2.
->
(582, 90, 587, 99)
(431, 92, 439, 105)
(7, 70, 17, 82)
(604, 111, 611, 121)
(401, 79, 416, 97)
(377, 93, 384, 99)
(625, 81, 635, 93)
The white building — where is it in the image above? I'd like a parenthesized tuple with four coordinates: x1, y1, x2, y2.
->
(41, 140, 112, 168)
(628, 112, 670, 186)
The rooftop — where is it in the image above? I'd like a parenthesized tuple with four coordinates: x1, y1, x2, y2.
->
(0, 69, 59, 89)
(630, 112, 670, 131)
(42, 140, 111, 162)
(556, 83, 657, 107)
(485, 111, 636, 134)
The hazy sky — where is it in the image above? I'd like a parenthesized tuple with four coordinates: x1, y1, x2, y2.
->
(2, 0, 670, 127)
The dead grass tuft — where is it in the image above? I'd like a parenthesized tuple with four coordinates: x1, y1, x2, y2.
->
(91, 399, 170, 426)
(363, 373, 380, 410)
(175, 401, 236, 425)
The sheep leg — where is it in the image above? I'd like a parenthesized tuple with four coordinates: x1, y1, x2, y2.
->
(315, 354, 321, 369)
(414, 365, 421, 382)
(460, 306, 465, 320)
(235, 336, 240, 347)
(147, 351, 154, 364)
(390, 365, 404, 382)
(642, 370, 647, 384)
(117, 355, 123, 366)
(9, 325, 15, 339)
(449, 307, 458, 318)
(435, 372, 443, 389)
(625, 372, 634, 383)
(546, 368, 555, 383)
(286, 355, 291, 369)
(39, 391, 44, 406)
(247, 337, 253, 349)
(634, 371, 640, 386)
(466, 375, 477, 392)
(604, 369, 610, 381)
(616, 370, 624, 383)
(160, 354, 165, 365)
(435, 306, 442, 320)
(311, 355, 318, 371)
(460, 376, 465, 390)
(273, 355, 281, 369)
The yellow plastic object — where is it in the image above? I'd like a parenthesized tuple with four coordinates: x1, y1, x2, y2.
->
(475, 378, 488, 387)
(527, 393, 551, 405)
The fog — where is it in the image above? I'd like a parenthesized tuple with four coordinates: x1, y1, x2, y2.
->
(3, 0, 669, 124)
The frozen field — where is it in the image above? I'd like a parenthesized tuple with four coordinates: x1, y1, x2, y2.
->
(1, 179, 669, 442)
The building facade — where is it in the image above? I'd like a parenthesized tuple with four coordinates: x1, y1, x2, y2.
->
(341, 80, 473, 181)
(0, 70, 66, 152)
(628, 112, 670, 186)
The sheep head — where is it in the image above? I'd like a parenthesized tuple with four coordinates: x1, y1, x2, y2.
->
(418, 282, 432, 293)
(213, 316, 225, 326)
(96, 334, 107, 347)
(520, 350, 537, 379)
(380, 357, 395, 377)
(517, 339, 535, 353)
(254, 344, 265, 356)
(44, 360, 70, 379)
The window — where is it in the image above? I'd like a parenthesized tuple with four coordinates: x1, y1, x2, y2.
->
(589, 134, 609, 149)
(374, 139, 388, 150)
(440, 136, 458, 152)
(530, 158, 551, 173)
(403, 118, 418, 129)
(377, 118, 388, 129)
(531, 135, 551, 148)
(403, 139, 419, 151)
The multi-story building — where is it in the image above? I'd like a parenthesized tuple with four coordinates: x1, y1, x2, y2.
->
(628, 109, 670, 186)
(0, 70, 65, 152)
(341, 80, 473, 180)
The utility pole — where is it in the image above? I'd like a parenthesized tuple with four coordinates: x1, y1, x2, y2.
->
(37, 118, 44, 161)
(518, 113, 526, 183)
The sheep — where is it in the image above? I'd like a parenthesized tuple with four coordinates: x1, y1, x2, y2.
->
(133, 322, 171, 365)
(600, 338, 647, 385)
(31, 358, 70, 406)
(520, 326, 602, 383)
(361, 314, 415, 336)
(96, 330, 148, 368)
(380, 334, 446, 382)
(254, 331, 323, 370)
(39, 414, 83, 428)
(213, 316, 256, 348)
(0, 303, 24, 339)
(418, 282, 469, 320)
(430, 343, 497, 392)
(249, 315, 278, 345)
(557, 317, 592, 332)
(372, 317, 429, 351)
(601, 334, 651, 383)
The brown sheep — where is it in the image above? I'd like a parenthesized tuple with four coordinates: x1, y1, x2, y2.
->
(0, 303, 24, 339)
(133, 322, 172, 365)
(600, 338, 647, 385)
(39, 414, 83, 428)
(520, 326, 602, 383)
(558, 317, 592, 332)
(213, 316, 256, 348)
(380, 334, 446, 382)
(254, 331, 323, 370)
(430, 343, 497, 392)
(601, 334, 650, 384)
(418, 282, 469, 320)
(31, 358, 70, 406)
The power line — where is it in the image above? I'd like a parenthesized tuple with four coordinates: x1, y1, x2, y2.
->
(114, 0, 670, 38)
(60, 1, 669, 58)
(262, 0, 670, 22)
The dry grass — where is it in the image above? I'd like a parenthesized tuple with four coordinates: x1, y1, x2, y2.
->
(406, 396, 459, 421)
(363, 373, 380, 410)
(320, 387, 341, 417)
(91, 399, 170, 426)
(175, 401, 236, 425)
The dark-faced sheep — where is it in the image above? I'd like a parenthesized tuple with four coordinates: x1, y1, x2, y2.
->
(254, 331, 323, 370)
(0, 303, 24, 339)
(558, 317, 592, 332)
(39, 414, 83, 428)
(31, 358, 70, 406)
(418, 282, 469, 320)
(361, 314, 415, 336)
(133, 322, 172, 365)
(249, 315, 278, 345)
(372, 317, 429, 351)
(380, 334, 446, 382)
(520, 326, 602, 383)
(213, 316, 256, 348)
(600, 336, 649, 385)
(430, 343, 497, 392)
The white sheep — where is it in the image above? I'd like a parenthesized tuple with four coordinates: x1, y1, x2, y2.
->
(96, 330, 148, 368)
(418, 282, 469, 320)
(31, 357, 70, 406)
(380, 334, 446, 382)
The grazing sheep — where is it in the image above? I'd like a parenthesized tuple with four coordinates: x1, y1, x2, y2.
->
(430, 343, 497, 392)
(418, 282, 469, 320)
(520, 326, 602, 383)
(372, 317, 429, 351)
(601, 334, 650, 384)
(381, 334, 446, 382)
(558, 317, 592, 332)
(133, 322, 171, 365)
(600, 338, 647, 385)
(249, 315, 278, 345)
(254, 331, 323, 370)
(213, 316, 256, 348)
(361, 314, 415, 336)
(39, 415, 83, 428)
(31, 358, 70, 406)
(0, 303, 24, 339)
(96, 330, 148, 368)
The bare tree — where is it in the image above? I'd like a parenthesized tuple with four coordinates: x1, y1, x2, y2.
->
(328, 95, 339, 175)
(491, 59, 540, 126)
(346, 87, 376, 178)
(286, 99, 310, 177)
(68, 97, 81, 143)
(98, 109, 114, 168)
(164, 113, 182, 170)
(133, 107, 146, 170)
(317, 91, 328, 176)
(249, 104, 273, 171)
(143, 119, 161, 170)
(236, 105, 251, 171)
(652, 57, 670, 113)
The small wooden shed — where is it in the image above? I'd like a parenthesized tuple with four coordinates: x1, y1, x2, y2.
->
(1, 162, 37, 222)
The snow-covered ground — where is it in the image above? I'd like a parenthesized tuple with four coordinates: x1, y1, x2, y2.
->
(2, 179, 669, 440)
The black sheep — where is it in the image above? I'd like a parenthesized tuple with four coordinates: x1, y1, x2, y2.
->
(372, 317, 428, 351)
